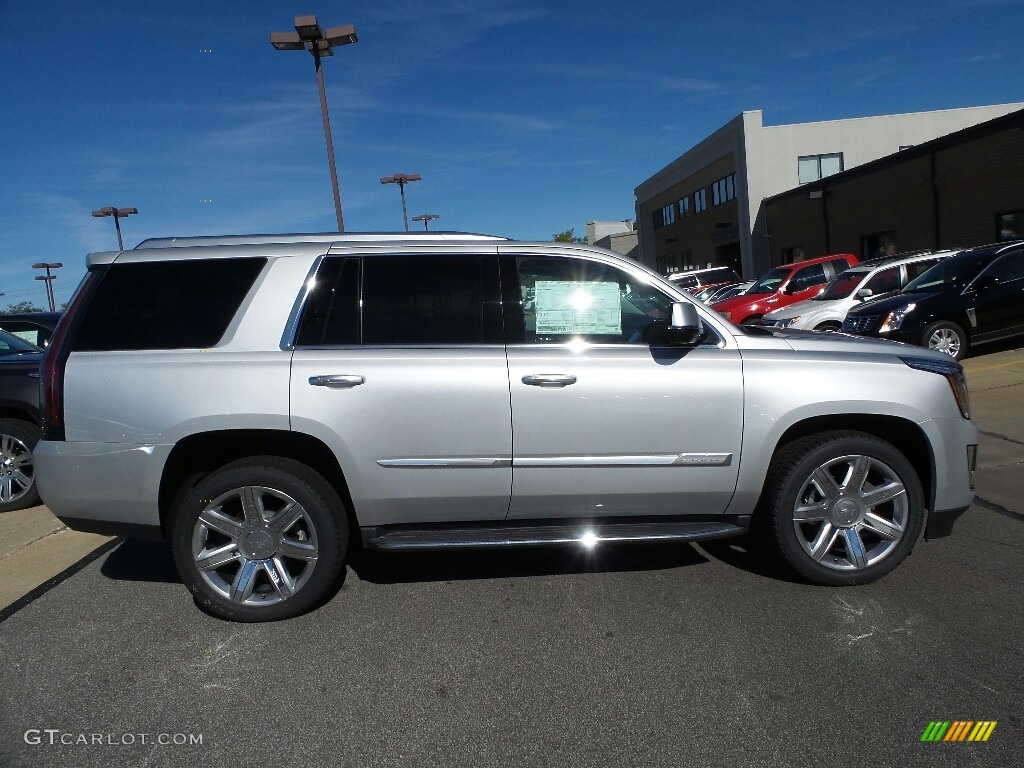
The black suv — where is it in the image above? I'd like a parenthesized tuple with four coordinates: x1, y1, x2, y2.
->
(843, 241, 1024, 359)
(0, 329, 44, 511)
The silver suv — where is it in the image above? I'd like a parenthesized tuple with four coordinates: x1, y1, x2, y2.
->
(36, 233, 978, 621)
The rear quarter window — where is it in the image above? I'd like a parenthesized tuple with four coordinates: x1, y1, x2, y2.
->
(73, 258, 266, 351)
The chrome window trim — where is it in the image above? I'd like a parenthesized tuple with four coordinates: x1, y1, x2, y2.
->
(280, 253, 328, 351)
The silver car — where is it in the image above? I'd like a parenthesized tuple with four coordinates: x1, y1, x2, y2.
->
(35, 233, 978, 621)
(761, 250, 958, 331)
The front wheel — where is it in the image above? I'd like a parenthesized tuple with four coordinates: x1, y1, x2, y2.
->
(171, 457, 348, 622)
(740, 315, 763, 327)
(762, 431, 924, 586)
(922, 320, 967, 360)
(814, 321, 842, 332)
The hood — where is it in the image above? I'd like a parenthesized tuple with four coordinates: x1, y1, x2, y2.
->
(751, 326, 953, 359)
(764, 296, 832, 321)
(846, 291, 938, 317)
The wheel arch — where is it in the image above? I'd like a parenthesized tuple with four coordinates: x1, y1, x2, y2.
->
(158, 429, 355, 537)
(762, 414, 935, 514)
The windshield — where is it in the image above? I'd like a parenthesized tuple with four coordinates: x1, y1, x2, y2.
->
(817, 270, 867, 300)
(903, 254, 989, 293)
(747, 266, 788, 295)
(0, 329, 42, 355)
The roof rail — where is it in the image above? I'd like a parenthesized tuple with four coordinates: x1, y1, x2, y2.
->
(134, 232, 507, 249)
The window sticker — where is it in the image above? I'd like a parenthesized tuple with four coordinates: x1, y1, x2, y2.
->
(534, 280, 621, 335)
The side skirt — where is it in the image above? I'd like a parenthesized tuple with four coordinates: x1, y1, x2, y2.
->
(361, 516, 750, 551)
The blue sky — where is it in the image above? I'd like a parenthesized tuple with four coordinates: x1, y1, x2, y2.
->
(1, 0, 1022, 308)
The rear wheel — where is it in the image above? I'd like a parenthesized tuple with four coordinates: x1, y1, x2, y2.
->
(814, 321, 842, 332)
(171, 456, 348, 622)
(922, 320, 967, 360)
(762, 431, 924, 586)
(0, 418, 41, 512)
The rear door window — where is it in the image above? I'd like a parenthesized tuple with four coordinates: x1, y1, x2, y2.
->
(295, 254, 503, 346)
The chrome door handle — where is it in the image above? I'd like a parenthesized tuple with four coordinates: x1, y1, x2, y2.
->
(522, 374, 577, 387)
(308, 375, 365, 389)
(26, 371, 40, 379)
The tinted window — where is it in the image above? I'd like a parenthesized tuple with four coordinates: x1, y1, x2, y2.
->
(787, 263, 827, 292)
(362, 254, 501, 345)
(904, 258, 940, 282)
(0, 329, 40, 355)
(748, 267, 789, 294)
(831, 258, 851, 273)
(514, 256, 673, 344)
(0, 321, 51, 348)
(983, 249, 1024, 283)
(74, 259, 266, 351)
(904, 254, 991, 293)
(863, 266, 901, 294)
(296, 257, 360, 346)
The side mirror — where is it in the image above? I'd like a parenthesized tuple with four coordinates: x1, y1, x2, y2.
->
(666, 301, 705, 345)
(856, 288, 873, 300)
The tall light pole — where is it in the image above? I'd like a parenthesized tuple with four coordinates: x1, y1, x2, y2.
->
(91, 207, 138, 250)
(32, 263, 63, 312)
(380, 173, 421, 232)
(412, 213, 439, 231)
(272, 15, 358, 233)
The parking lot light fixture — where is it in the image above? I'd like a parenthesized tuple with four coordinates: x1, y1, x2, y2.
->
(271, 15, 358, 233)
(91, 207, 137, 250)
(32, 262, 63, 312)
(379, 173, 421, 232)
(411, 213, 439, 231)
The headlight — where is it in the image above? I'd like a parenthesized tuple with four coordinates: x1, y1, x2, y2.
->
(774, 316, 799, 328)
(723, 310, 733, 321)
(879, 303, 916, 333)
(901, 356, 971, 419)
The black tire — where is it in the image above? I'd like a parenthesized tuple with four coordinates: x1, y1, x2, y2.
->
(171, 456, 348, 622)
(921, 320, 967, 360)
(740, 315, 763, 326)
(813, 321, 842, 332)
(0, 418, 42, 513)
(761, 431, 924, 586)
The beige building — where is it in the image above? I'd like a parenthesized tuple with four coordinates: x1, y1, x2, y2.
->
(634, 102, 1024, 278)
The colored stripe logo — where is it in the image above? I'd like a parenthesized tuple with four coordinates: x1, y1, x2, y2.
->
(921, 721, 997, 742)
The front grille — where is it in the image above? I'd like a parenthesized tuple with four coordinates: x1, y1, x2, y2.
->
(842, 314, 880, 334)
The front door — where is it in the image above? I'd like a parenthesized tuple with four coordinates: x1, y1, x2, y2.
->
(501, 249, 744, 519)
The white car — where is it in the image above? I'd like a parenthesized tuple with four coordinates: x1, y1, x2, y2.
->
(760, 250, 957, 331)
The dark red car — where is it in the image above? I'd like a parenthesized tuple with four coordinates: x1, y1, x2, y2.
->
(711, 253, 859, 325)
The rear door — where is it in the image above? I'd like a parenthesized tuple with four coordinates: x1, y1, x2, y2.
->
(782, 262, 830, 302)
(289, 249, 513, 528)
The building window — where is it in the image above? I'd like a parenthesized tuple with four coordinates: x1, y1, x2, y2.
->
(693, 188, 707, 214)
(679, 196, 690, 217)
(861, 231, 898, 260)
(653, 202, 677, 230)
(780, 246, 804, 264)
(798, 153, 844, 184)
(998, 211, 1024, 242)
(712, 173, 736, 206)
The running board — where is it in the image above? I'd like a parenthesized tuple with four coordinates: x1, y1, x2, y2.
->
(362, 517, 749, 552)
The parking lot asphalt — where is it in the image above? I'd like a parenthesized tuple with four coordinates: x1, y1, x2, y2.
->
(0, 343, 1021, 767)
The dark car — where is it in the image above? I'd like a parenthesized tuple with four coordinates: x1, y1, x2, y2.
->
(842, 241, 1024, 359)
(0, 329, 44, 511)
(0, 311, 63, 349)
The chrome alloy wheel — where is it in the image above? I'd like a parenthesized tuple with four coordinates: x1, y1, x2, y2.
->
(0, 433, 34, 505)
(926, 326, 962, 357)
(791, 454, 909, 571)
(191, 485, 319, 607)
